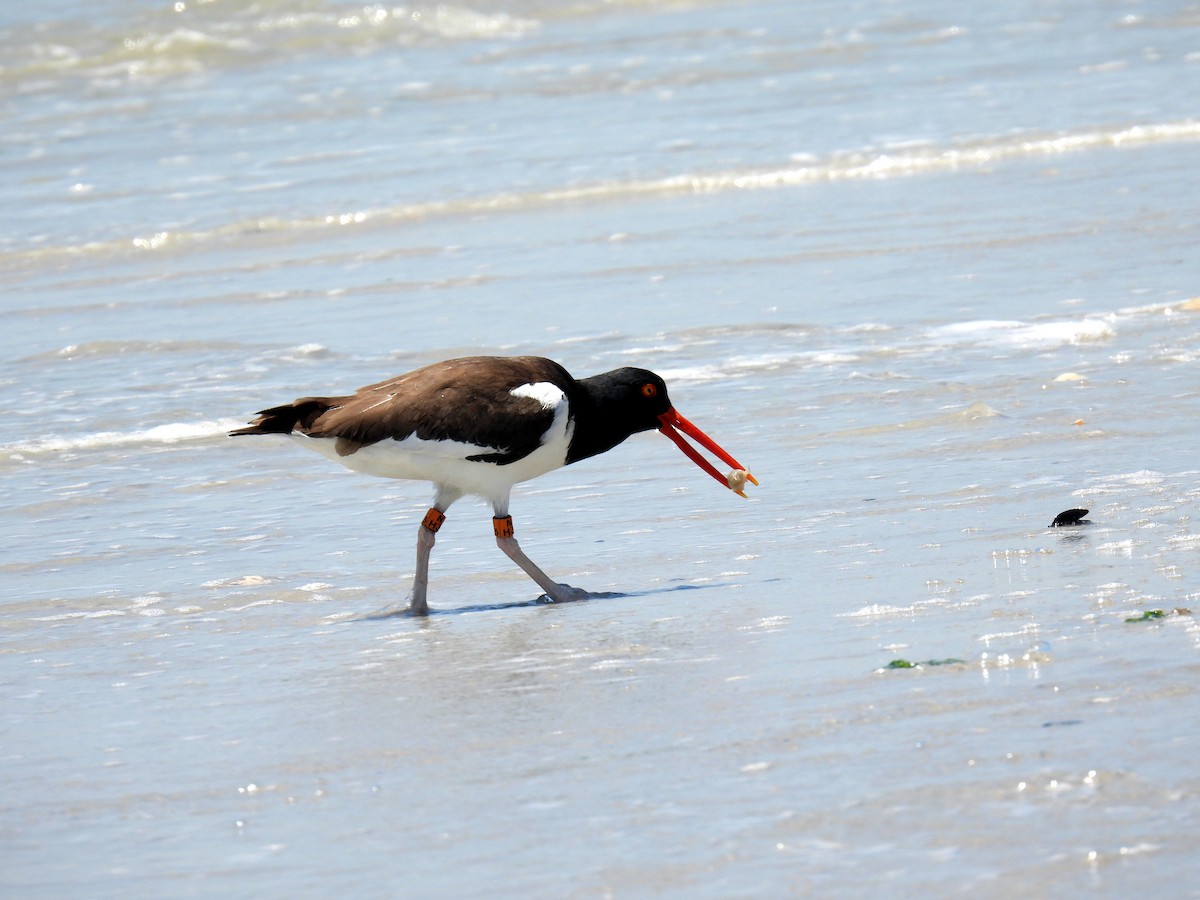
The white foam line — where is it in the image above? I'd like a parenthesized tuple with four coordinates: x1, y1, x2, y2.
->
(2, 419, 242, 459)
(6, 120, 1197, 266)
(929, 317, 1115, 349)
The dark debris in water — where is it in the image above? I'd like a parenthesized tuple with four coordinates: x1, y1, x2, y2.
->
(1049, 508, 1090, 527)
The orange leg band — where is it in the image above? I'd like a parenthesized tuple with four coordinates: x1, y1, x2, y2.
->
(492, 515, 514, 539)
(422, 508, 446, 533)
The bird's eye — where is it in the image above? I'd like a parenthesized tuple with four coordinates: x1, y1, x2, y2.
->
(641, 383, 658, 398)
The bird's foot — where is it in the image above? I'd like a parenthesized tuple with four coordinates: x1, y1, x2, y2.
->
(537, 583, 593, 604)
(361, 600, 429, 620)
(405, 598, 430, 616)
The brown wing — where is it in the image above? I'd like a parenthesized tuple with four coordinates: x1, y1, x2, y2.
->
(301, 356, 576, 465)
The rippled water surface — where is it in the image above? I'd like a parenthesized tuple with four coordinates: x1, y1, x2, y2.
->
(3, 0, 1199, 895)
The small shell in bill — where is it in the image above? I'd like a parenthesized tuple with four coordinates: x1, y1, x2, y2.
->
(726, 469, 750, 492)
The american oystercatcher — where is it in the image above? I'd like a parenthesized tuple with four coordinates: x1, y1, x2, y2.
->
(231, 355, 757, 614)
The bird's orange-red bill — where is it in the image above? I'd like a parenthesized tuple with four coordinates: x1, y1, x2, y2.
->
(657, 409, 759, 498)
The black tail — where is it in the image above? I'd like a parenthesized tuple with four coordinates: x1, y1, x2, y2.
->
(229, 398, 338, 437)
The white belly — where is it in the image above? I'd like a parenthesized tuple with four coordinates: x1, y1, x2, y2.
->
(291, 392, 574, 505)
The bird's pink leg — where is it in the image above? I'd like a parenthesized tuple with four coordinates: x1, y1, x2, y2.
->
(492, 516, 588, 603)
(409, 508, 445, 615)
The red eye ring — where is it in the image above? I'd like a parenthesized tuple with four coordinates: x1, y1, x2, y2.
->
(641, 383, 658, 398)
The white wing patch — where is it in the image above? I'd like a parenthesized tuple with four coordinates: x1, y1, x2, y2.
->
(510, 382, 565, 410)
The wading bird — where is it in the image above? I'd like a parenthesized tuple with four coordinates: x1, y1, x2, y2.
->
(231, 355, 756, 614)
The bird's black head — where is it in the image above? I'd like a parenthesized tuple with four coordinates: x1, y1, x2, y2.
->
(586, 367, 672, 424)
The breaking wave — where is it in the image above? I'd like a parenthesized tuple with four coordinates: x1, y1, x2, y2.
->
(5, 118, 1197, 270)
(0, 420, 239, 462)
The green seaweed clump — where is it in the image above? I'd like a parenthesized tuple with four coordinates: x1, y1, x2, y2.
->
(884, 658, 966, 670)
(1125, 609, 1166, 622)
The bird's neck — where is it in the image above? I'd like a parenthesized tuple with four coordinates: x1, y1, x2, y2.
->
(566, 376, 652, 464)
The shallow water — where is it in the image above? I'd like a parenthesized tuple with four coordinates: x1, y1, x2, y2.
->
(4, 0, 1200, 896)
